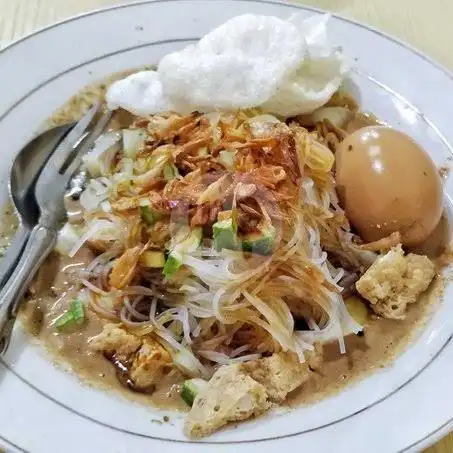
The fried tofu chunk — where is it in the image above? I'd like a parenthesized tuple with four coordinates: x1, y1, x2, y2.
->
(184, 349, 321, 438)
(89, 325, 173, 389)
(130, 339, 173, 389)
(356, 245, 435, 320)
(243, 352, 309, 403)
(184, 364, 270, 438)
(88, 323, 141, 355)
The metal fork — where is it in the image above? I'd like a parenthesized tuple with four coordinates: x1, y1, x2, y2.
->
(0, 103, 112, 354)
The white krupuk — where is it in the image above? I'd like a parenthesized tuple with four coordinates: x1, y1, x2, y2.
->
(106, 13, 348, 116)
(106, 71, 176, 115)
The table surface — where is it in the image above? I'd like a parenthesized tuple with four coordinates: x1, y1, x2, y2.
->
(0, 0, 451, 451)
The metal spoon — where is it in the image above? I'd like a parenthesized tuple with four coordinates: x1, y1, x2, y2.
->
(0, 104, 112, 354)
(0, 124, 74, 288)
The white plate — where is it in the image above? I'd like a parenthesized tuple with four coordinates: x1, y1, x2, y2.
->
(0, 1, 453, 452)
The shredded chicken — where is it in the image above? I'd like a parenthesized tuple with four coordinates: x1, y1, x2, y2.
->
(89, 324, 141, 355)
(358, 232, 402, 253)
(130, 338, 173, 389)
(109, 246, 143, 289)
(89, 324, 173, 389)
(190, 202, 221, 227)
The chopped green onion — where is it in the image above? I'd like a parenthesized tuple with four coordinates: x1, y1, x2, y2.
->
(181, 379, 208, 406)
(140, 206, 161, 225)
(163, 228, 202, 278)
(71, 299, 85, 321)
(55, 299, 85, 332)
(241, 224, 276, 255)
(54, 312, 75, 332)
(122, 129, 146, 160)
(55, 222, 82, 257)
(213, 218, 238, 251)
(163, 163, 180, 181)
(163, 254, 182, 278)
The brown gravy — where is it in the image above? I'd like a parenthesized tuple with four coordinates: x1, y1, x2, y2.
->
(19, 247, 445, 411)
(0, 204, 19, 256)
(21, 251, 187, 411)
(289, 279, 443, 406)
(5, 74, 452, 413)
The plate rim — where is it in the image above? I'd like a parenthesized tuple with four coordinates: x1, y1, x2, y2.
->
(1, 0, 453, 89)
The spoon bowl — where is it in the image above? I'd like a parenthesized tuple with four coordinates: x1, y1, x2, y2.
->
(0, 124, 73, 287)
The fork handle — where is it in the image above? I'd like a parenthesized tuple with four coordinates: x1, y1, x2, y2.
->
(0, 224, 30, 288)
(0, 224, 57, 355)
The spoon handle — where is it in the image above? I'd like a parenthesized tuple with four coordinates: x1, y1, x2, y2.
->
(0, 224, 30, 288)
(0, 224, 56, 355)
